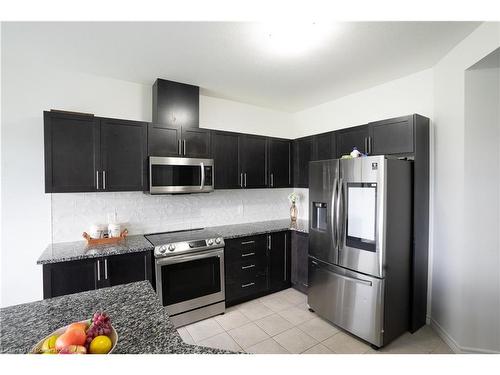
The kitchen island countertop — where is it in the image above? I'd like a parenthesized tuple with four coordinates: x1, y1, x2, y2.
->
(0, 281, 232, 354)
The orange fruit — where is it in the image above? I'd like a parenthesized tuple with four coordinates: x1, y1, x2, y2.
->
(55, 329, 86, 350)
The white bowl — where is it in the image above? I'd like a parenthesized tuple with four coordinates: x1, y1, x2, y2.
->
(30, 320, 118, 354)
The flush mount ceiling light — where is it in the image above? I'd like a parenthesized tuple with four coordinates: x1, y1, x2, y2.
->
(252, 22, 336, 58)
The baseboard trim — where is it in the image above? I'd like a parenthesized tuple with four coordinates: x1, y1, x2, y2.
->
(430, 318, 500, 354)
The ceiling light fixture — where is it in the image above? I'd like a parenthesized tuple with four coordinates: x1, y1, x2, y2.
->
(253, 22, 335, 58)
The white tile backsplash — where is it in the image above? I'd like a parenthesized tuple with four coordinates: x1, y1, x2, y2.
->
(294, 188, 309, 220)
(51, 188, 294, 242)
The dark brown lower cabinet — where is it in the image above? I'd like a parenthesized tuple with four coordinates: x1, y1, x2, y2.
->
(291, 231, 309, 294)
(42, 252, 153, 299)
(225, 231, 290, 306)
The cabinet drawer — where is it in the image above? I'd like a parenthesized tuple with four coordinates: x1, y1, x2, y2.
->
(226, 275, 267, 302)
(226, 257, 267, 283)
(225, 235, 268, 263)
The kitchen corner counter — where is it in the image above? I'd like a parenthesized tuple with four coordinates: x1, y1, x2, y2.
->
(210, 218, 309, 239)
(37, 235, 154, 265)
(0, 281, 233, 354)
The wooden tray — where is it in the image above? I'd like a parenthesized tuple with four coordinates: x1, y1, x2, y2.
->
(82, 229, 128, 245)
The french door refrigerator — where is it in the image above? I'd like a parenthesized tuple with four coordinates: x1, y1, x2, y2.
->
(308, 155, 412, 348)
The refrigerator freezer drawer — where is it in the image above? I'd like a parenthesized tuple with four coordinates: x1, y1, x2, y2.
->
(308, 257, 384, 347)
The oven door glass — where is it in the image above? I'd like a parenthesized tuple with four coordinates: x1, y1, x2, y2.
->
(160, 255, 221, 306)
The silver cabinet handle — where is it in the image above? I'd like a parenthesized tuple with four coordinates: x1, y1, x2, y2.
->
(244, 173, 247, 187)
(102, 171, 106, 190)
(364, 137, 368, 154)
(97, 260, 101, 281)
(183, 139, 186, 156)
(178, 139, 182, 155)
(104, 258, 108, 279)
(240, 173, 243, 188)
(267, 235, 271, 250)
(241, 264, 255, 270)
(241, 240, 255, 245)
(241, 282, 255, 288)
(200, 162, 205, 190)
(284, 233, 287, 281)
(270, 173, 274, 187)
(241, 252, 255, 257)
(368, 136, 372, 155)
(96, 171, 100, 190)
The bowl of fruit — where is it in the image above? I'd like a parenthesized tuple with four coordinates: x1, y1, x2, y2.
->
(31, 312, 117, 354)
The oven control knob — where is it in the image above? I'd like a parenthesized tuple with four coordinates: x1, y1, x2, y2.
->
(168, 244, 176, 251)
(159, 246, 167, 253)
(215, 237, 222, 244)
(207, 238, 214, 246)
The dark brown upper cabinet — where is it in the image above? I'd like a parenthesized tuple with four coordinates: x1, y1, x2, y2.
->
(147, 123, 211, 158)
(268, 138, 291, 188)
(100, 118, 148, 192)
(212, 131, 240, 189)
(368, 115, 415, 155)
(152, 79, 199, 128)
(293, 136, 314, 188)
(44, 111, 100, 193)
(312, 131, 336, 161)
(335, 124, 369, 158)
(44, 111, 147, 193)
(239, 135, 268, 188)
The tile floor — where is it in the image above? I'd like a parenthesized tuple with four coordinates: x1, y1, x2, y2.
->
(177, 288, 454, 354)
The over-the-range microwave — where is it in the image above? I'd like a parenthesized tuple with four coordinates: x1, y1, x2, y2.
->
(148, 156, 214, 194)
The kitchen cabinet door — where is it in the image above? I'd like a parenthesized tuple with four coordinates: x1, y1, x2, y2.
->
(313, 131, 336, 161)
(148, 123, 182, 157)
(152, 79, 199, 128)
(100, 118, 148, 191)
(181, 127, 211, 158)
(239, 135, 268, 188)
(291, 231, 309, 294)
(335, 125, 369, 158)
(268, 139, 291, 188)
(44, 111, 100, 193)
(368, 115, 414, 155)
(43, 259, 98, 299)
(293, 136, 314, 188)
(268, 231, 291, 293)
(212, 131, 240, 189)
(102, 252, 153, 288)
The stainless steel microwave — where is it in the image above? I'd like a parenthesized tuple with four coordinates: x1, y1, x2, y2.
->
(149, 156, 214, 194)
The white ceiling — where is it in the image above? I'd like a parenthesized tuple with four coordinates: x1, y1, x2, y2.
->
(5, 22, 480, 112)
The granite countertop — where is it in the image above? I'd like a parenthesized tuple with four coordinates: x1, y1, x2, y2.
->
(0, 281, 232, 354)
(37, 234, 154, 265)
(37, 219, 309, 265)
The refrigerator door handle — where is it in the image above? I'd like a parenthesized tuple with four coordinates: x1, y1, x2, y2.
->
(331, 177, 338, 250)
(336, 178, 344, 250)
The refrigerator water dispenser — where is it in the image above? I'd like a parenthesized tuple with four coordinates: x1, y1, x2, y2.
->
(312, 202, 327, 231)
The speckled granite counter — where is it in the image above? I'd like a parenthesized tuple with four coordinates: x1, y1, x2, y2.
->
(0, 281, 232, 354)
(37, 235, 154, 265)
(210, 218, 308, 239)
(37, 219, 308, 265)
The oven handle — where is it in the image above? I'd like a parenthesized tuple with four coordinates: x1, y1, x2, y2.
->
(200, 162, 205, 190)
(155, 248, 223, 266)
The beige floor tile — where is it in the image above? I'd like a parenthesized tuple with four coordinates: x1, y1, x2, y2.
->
(302, 343, 335, 354)
(322, 332, 371, 354)
(407, 325, 446, 353)
(297, 317, 340, 341)
(246, 338, 289, 354)
(276, 288, 307, 305)
(198, 332, 243, 352)
(273, 327, 318, 354)
(278, 305, 316, 325)
(259, 294, 295, 312)
(228, 322, 270, 349)
(185, 318, 224, 342)
(238, 300, 274, 321)
(431, 341, 454, 354)
(215, 310, 251, 331)
(176, 326, 196, 345)
(255, 313, 294, 336)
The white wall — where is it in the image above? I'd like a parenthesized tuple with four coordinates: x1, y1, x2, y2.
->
(430, 22, 500, 353)
(292, 69, 434, 138)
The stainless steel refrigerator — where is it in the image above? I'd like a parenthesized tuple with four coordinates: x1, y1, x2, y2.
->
(308, 155, 412, 348)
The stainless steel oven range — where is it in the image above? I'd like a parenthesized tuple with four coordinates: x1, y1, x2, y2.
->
(145, 229, 225, 327)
